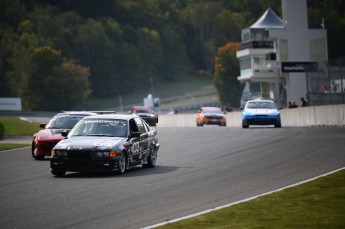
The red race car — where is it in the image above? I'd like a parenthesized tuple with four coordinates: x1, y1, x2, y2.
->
(31, 112, 97, 160)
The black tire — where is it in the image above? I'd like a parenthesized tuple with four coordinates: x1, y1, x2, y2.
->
(31, 142, 36, 159)
(274, 123, 282, 128)
(51, 170, 66, 177)
(32, 143, 44, 160)
(116, 151, 127, 175)
(143, 146, 157, 168)
(35, 156, 45, 160)
(197, 122, 204, 127)
(242, 122, 249, 128)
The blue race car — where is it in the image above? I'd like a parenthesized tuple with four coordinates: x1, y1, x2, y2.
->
(242, 99, 281, 128)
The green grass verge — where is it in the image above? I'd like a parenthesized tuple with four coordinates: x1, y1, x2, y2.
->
(0, 144, 30, 151)
(0, 116, 40, 136)
(158, 169, 345, 229)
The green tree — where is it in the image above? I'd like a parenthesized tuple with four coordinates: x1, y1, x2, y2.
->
(77, 19, 119, 97)
(0, 28, 17, 96)
(160, 26, 189, 82)
(26, 46, 63, 110)
(213, 42, 243, 107)
(5, 42, 32, 101)
(181, 2, 232, 74)
(25, 46, 90, 111)
(44, 61, 91, 110)
(136, 27, 163, 83)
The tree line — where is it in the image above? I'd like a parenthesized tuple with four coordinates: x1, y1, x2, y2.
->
(1, 0, 344, 110)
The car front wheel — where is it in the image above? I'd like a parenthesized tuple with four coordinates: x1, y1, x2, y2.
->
(51, 170, 66, 177)
(32, 143, 44, 160)
(117, 151, 127, 175)
(274, 122, 282, 128)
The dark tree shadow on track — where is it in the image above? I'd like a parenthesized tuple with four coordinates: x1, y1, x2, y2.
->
(54, 165, 180, 179)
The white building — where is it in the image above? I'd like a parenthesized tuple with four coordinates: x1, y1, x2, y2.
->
(236, 0, 328, 107)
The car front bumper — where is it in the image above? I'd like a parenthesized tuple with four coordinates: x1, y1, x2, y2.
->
(34, 140, 60, 156)
(201, 117, 226, 125)
(243, 115, 280, 125)
(50, 158, 119, 173)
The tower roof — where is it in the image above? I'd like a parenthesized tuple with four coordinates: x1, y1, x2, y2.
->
(250, 8, 284, 29)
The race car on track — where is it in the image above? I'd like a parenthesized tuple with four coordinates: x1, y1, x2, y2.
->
(32, 111, 97, 160)
(130, 106, 158, 126)
(241, 99, 281, 128)
(196, 107, 227, 126)
(50, 114, 160, 177)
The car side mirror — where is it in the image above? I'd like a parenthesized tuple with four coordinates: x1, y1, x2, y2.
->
(61, 131, 68, 138)
(240, 107, 244, 111)
(39, 123, 46, 129)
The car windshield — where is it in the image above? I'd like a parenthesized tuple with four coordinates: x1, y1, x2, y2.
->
(247, 102, 276, 109)
(46, 115, 86, 129)
(69, 119, 127, 137)
(203, 109, 222, 114)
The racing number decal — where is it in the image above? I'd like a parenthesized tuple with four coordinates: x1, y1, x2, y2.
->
(131, 142, 140, 154)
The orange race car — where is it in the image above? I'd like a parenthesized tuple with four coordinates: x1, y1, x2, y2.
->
(196, 107, 226, 127)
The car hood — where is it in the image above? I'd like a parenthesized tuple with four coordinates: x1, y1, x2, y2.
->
(244, 109, 279, 115)
(54, 136, 125, 151)
(35, 129, 66, 141)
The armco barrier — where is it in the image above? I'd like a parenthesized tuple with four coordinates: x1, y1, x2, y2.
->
(157, 104, 345, 127)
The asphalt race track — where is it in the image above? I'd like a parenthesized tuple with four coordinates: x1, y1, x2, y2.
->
(1, 126, 345, 229)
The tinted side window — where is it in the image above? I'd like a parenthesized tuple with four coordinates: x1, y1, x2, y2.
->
(129, 119, 139, 133)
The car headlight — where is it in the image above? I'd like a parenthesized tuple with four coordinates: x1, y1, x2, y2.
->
(51, 150, 68, 157)
(95, 152, 108, 157)
(95, 151, 118, 158)
(243, 111, 254, 117)
(269, 113, 280, 118)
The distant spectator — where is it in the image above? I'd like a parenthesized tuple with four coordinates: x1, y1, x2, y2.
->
(225, 103, 233, 112)
(288, 101, 298, 108)
(288, 101, 292, 108)
(168, 108, 177, 115)
(331, 81, 338, 93)
(300, 97, 308, 107)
